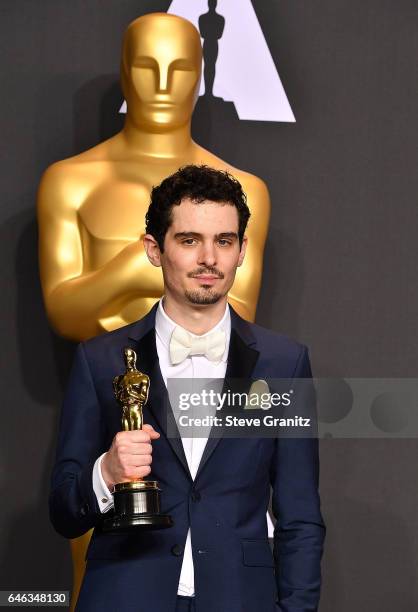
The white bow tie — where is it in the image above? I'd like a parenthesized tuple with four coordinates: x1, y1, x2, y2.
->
(169, 326, 226, 365)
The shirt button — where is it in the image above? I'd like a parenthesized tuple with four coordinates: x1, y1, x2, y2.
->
(191, 490, 201, 502)
(101, 497, 108, 503)
(171, 544, 184, 557)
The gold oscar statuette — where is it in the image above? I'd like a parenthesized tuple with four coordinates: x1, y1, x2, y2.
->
(102, 347, 173, 532)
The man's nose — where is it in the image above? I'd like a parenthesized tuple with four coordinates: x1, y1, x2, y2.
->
(198, 242, 217, 267)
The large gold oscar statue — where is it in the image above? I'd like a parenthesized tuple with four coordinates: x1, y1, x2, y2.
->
(37, 12, 270, 608)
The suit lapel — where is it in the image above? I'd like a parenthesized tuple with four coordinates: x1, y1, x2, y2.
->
(194, 309, 260, 482)
(128, 306, 192, 480)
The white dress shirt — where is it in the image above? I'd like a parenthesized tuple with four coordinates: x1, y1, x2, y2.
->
(92, 298, 231, 597)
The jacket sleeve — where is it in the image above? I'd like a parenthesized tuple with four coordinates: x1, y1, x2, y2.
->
(270, 346, 326, 612)
(49, 342, 109, 539)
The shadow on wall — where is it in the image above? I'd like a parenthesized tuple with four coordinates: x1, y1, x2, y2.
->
(193, 3, 241, 160)
(192, 81, 239, 160)
(199, 0, 226, 99)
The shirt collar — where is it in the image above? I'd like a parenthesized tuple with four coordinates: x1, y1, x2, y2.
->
(155, 297, 231, 363)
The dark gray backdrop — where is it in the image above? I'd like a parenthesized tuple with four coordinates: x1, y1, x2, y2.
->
(1, 1, 417, 609)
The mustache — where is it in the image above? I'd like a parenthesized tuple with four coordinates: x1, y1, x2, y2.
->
(187, 267, 224, 279)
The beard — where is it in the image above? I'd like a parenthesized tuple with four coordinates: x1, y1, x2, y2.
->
(184, 266, 225, 305)
(184, 287, 223, 305)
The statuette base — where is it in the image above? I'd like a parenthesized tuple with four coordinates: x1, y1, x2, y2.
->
(102, 480, 173, 532)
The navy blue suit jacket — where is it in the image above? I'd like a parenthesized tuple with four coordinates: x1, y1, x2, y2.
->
(50, 303, 325, 612)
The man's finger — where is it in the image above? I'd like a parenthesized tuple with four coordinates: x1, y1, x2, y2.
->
(117, 430, 152, 443)
(126, 443, 153, 455)
(142, 423, 160, 438)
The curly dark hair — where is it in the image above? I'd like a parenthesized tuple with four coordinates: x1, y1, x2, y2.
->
(145, 165, 251, 252)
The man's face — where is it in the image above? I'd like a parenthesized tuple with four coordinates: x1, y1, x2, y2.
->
(151, 198, 247, 306)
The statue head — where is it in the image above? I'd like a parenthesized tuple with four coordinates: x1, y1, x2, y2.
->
(121, 13, 202, 131)
(124, 347, 137, 371)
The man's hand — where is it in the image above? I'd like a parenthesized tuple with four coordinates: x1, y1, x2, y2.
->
(101, 424, 160, 490)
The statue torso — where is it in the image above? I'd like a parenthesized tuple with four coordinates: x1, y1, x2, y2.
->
(41, 134, 270, 335)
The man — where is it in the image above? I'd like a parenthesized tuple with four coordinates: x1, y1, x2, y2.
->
(50, 165, 325, 612)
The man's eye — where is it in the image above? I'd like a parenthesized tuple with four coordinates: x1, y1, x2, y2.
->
(182, 239, 197, 245)
(218, 239, 232, 246)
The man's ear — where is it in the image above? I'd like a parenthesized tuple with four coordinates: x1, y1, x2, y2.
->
(143, 234, 162, 267)
(237, 235, 248, 267)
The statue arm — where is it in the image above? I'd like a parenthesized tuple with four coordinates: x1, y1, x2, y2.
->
(37, 164, 157, 340)
(228, 177, 271, 322)
(219, 16, 225, 38)
(142, 377, 150, 404)
(113, 376, 122, 399)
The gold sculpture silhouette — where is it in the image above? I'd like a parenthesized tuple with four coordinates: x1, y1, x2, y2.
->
(199, 0, 225, 97)
(105, 347, 172, 533)
(113, 348, 149, 431)
(38, 12, 271, 610)
(37, 12, 270, 343)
